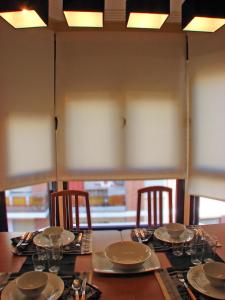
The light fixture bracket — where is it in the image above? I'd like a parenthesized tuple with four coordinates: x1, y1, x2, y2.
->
(63, 0, 104, 14)
(126, 0, 170, 25)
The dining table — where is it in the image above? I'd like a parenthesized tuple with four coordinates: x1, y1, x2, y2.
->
(0, 223, 225, 300)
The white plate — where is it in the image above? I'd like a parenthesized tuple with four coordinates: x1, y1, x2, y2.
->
(2, 272, 64, 300)
(92, 249, 160, 274)
(154, 227, 194, 243)
(34, 230, 75, 247)
(187, 264, 225, 300)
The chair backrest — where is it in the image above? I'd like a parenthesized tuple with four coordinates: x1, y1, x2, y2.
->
(50, 190, 91, 231)
(136, 186, 173, 227)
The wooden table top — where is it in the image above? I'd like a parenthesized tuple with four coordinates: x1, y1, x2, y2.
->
(0, 223, 225, 300)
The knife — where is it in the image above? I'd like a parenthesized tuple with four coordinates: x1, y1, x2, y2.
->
(81, 274, 87, 300)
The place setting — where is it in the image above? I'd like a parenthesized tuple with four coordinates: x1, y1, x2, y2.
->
(130, 223, 194, 253)
(150, 223, 225, 300)
(92, 239, 161, 274)
(11, 226, 92, 256)
(1, 270, 101, 300)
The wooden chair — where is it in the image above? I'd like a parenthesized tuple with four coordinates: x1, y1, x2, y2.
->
(136, 186, 173, 227)
(50, 190, 92, 231)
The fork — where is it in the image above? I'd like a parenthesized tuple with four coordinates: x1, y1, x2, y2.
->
(177, 272, 196, 300)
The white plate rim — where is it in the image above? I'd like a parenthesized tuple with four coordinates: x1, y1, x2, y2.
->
(187, 264, 225, 300)
(154, 227, 194, 243)
(2, 272, 64, 300)
(33, 230, 75, 247)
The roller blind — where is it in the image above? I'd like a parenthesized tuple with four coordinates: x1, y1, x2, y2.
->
(0, 21, 56, 189)
(56, 31, 186, 180)
(188, 28, 225, 200)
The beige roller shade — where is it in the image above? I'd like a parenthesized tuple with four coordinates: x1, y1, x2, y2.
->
(56, 31, 186, 180)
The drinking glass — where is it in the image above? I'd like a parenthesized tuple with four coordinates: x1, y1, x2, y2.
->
(203, 235, 217, 263)
(190, 241, 203, 265)
(184, 241, 193, 255)
(47, 248, 60, 274)
(32, 253, 46, 271)
(49, 234, 63, 260)
(172, 242, 184, 256)
(36, 246, 48, 261)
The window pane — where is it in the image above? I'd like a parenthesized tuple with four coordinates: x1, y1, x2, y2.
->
(199, 197, 225, 225)
(6, 183, 50, 232)
(68, 179, 176, 227)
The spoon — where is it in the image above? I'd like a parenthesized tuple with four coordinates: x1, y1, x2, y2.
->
(72, 279, 81, 300)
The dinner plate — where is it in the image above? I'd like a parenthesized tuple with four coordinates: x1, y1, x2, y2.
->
(2, 272, 64, 300)
(93, 249, 161, 274)
(154, 226, 194, 243)
(187, 264, 225, 300)
(33, 230, 75, 247)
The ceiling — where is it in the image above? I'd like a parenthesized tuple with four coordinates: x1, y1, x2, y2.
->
(48, 0, 185, 31)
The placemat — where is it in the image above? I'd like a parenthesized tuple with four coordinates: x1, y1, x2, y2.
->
(165, 243, 224, 271)
(11, 230, 92, 256)
(17, 255, 76, 275)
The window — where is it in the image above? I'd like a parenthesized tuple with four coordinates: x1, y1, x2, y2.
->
(6, 183, 50, 232)
(68, 179, 176, 227)
(199, 197, 225, 225)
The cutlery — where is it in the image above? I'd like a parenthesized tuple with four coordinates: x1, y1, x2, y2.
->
(18, 232, 33, 249)
(177, 272, 196, 300)
(134, 229, 152, 243)
(134, 229, 142, 243)
(81, 273, 87, 300)
(76, 233, 83, 247)
(72, 279, 81, 300)
(16, 232, 29, 248)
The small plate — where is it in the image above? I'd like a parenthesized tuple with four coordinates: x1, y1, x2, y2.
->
(187, 264, 225, 300)
(34, 230, 75, 247)
(2, 272, 64, 300)
(154, 227, 194, 243)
